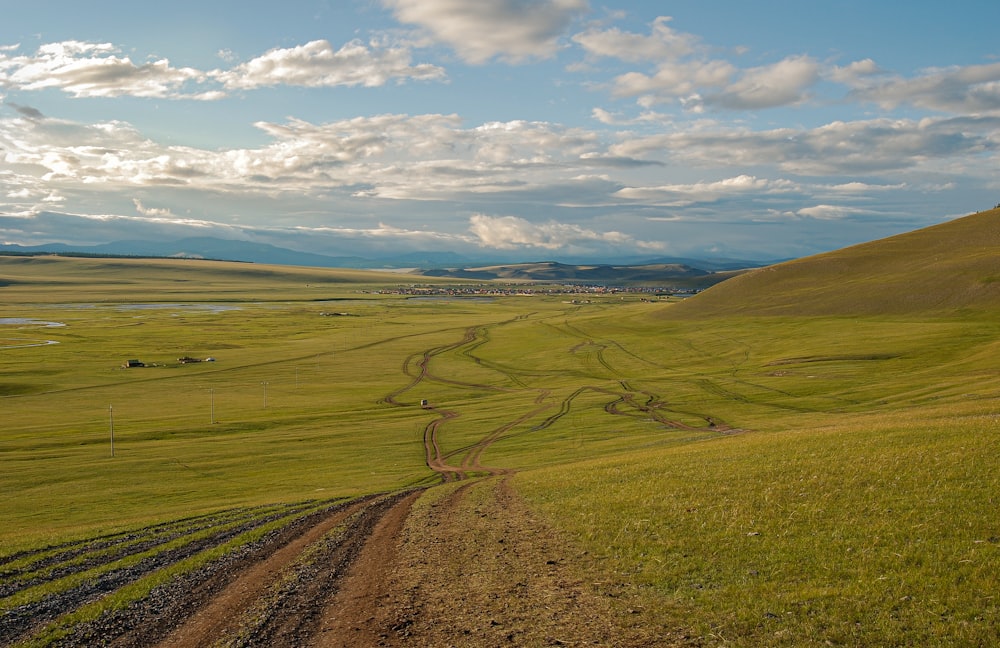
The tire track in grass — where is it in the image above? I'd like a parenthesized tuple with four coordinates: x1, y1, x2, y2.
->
(218, 492, 414, 648)
(399, 318, 732, 483)
(306, 490, 421, 647)
(10, 308, 695, 646)
(149, 498, 376, 648)
(0, 506, 289, 601)
(382, 323, 543, 481)
(0, 502, 331, 646)
(421, 409, 463, 481)
(5, 500, 348, 647)
(558, 320, 735, 433)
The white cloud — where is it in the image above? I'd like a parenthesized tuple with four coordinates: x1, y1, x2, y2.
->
(218, 39, 445, 89)
(468, 213, 661, 251)
(796, 204, 871, 220)
(382, 0, 589, 64)
(846, 61, 1000, 114)
(828, 58, 882, 84)
(3, 93, 995, 263)
(610, 115, 1000, 175)
(1, 109, 614, 207)
(611, 59, 736, 103)
(0, 41, 214, 99)
(573, 16, 696, 63)
(0, 39, 445, 100)
(703, 55, 820, 110)
(826, 181, 906, 193)
(132, 198, 173, 217)
(573, 17, 818, 111)
(615, 174, 794, 205)
(293, 221, 469, 246)
(610, 55, 819, 111)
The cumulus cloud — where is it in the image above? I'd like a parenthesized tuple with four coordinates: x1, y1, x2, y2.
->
(610, 115, 1000, 175)
(132, 198, 173, 217)
(292, 221, 469, 246)
(846, 61, 1000, 114)
(575, 16, 820, 111)
(612, 59, 736, 103)
(827, 58, 883, 84)
(218, 39, 445, 89)
(796, 204, 871, 220)
(700, 55, 820, 110)
(615, 174, 795, 205)
(382, 0, 588, 64)
(0, 41, 216, 99)
(0, 38, 445, 99)
(1, 109, 616, 207)
(468, 213, 661, 251)
(3, 94, 995, 262)
(573, 16, 696, 63)
(826, 181, 907, 193)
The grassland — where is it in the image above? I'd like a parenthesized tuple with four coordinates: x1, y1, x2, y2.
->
(3, 232, 1000, 646)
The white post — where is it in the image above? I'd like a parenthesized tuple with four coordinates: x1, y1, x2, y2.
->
(262, 381, 268, 409)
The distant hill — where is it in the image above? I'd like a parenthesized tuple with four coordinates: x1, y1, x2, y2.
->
(412, 261, 748, 288)
(0, 237, 370, 268)
(0, 237, 769, 277)
(665, 208, 1000, 318)
(0, 236, 764, 274)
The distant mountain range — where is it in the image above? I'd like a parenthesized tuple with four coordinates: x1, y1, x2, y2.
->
(0, 236, 773, 278)
(0, 237, 370, 269)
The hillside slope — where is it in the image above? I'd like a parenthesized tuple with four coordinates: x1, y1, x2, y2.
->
(665, 207, 1000, 317)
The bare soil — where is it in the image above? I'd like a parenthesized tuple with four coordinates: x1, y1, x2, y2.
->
(355, 475, 679, 647)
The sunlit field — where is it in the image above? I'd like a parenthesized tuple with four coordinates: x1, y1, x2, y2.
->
(3, 254, 1000, 645)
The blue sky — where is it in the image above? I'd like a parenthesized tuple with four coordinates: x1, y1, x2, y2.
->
(2, 0, 999, 263)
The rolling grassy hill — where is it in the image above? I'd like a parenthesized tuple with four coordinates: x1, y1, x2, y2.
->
(665, 207, 1000, 317)
(510, 208, 1000, 645)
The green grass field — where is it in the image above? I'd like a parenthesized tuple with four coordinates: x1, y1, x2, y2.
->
(3, 243, 1000, 645)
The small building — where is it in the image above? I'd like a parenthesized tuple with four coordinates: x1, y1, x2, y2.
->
(123, 359, 145, 368)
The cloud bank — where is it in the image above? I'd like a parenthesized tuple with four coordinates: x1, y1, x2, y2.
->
(2, 2, 999, 262)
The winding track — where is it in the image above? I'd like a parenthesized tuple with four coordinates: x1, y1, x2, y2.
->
(3, 312, 725, 646)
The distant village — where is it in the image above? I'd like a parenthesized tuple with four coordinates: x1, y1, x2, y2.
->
(363, 283, 700, 299)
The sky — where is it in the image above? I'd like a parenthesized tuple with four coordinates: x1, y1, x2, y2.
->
(2, 0, 1000, 264)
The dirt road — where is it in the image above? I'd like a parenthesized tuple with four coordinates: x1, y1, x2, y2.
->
(33, 480, 670, 647)
(4, 325, 702, 646)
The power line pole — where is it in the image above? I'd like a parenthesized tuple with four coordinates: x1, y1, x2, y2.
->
(109, 405, 115, 457)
